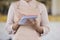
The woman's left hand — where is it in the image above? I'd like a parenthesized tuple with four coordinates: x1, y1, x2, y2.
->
(25, 18, 37, 26)
(26, 19, 43, 35)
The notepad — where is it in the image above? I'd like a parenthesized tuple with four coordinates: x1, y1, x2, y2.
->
(18, 16, 37, 25)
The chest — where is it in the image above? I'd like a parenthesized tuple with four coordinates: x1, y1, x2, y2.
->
(13, 3, 41, 23)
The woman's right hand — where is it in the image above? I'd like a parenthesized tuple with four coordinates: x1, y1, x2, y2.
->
(12, 22, 20, 31)
(12, 13, 25, 31)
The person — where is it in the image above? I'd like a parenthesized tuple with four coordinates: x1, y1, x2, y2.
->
(5, 0, 50, 40)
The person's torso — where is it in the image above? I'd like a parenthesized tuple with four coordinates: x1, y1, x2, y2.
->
(12, 1, 41, 24)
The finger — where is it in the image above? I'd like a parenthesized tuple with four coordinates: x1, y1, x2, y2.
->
(27, 19, 36, 25)
(26, 19, 32, 23)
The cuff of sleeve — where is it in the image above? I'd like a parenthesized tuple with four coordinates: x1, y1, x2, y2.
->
(41, 26, 50, 36)
(9, 24, 16, 34)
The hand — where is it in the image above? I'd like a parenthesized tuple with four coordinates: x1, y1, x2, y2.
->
(12, 22, 20, 31)
(26, 19, 43, 35)
(12, 16, 24, 31)
(25, 18, 37, 26)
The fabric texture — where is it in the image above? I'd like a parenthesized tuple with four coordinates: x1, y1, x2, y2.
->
(5, 0, 50, 40)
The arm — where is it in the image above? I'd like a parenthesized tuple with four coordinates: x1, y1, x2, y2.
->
(40, 4, 50, 35)
(5, 3, 19, 34)
(35, 3, 50, 36)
